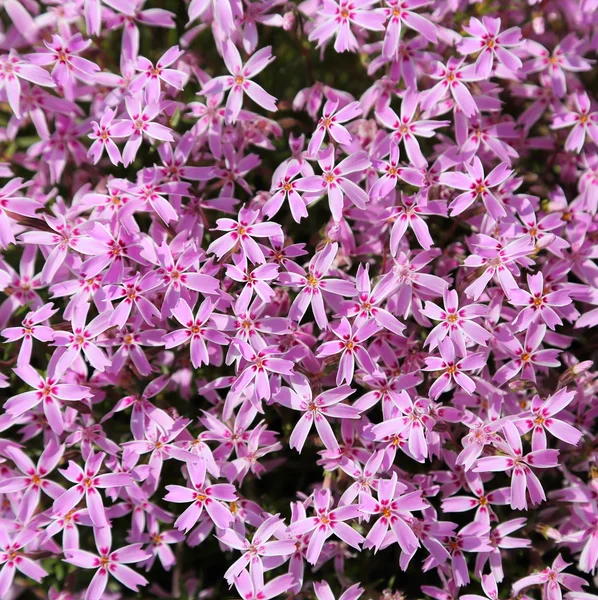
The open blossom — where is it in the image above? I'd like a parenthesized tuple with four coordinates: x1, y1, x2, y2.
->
(287, 489, 364, 564)
(439, 157, 512, 220)
(110, 97, 174, 166)
(0, 51, 56, 118)
(315, 581, 364, 600)
(276, 374, 358, 452)
(53, 449, 134, 527)
(510, 271, 572, 331)
(316, 317, 381, 385)
(422, 57, 483, 118)
(307, 98, 362, 157)
(26, 33, 100, 99)
(294, 147, 371, 222)
(513, 388, 582, 451)
(5, 363, 91, 435)
(163, 298, 228, 368)
(279, 241, 356, 329)
(423, 338, 485, 399)
(64, 526, 151, 600)
(512, 555, 587, 600)
(458, 17, 523, 77)
(360, 472, 428, 553)
(493, 324, 561, 385)
(1, 302, 56, 366)
(422, 288, 490, 355)
(376, 91, 450, 168)
(220, 514, 296, 586)
(208, 208, 283, 265)
(164, 458, 237, 533)
(551, 91, 598, 153)
(88, 107, 122, 166)
(131, 46, 186, 103)
(308, 0, 386, 53)
(475, 422, 560, 510)
(0, 439, 64, 521)
(0, 528, 47, 597)
(382, 0, 438, 59)
(201, 41, 277, 124)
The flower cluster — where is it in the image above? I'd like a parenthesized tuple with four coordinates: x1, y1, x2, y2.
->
(0, 1, 597, 600)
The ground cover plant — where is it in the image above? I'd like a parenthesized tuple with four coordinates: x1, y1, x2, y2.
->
(0, 0, 597, 599)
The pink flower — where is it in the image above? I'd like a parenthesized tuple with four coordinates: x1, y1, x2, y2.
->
(423, 338, 486, 399)
(376, 90, 450, 168)
(207, 206, 283, 264)
(230, 340, 294, 402)
(314, 581, 364, 600)
(27, 33, 100, 100)
(163, 298, 229, 368)
(513, 388, 582, 451)
(510, 271, 572, 331)
(0, 439, 64, 521)
(474, 421, 560, 510)
(439, 157, 512, 220)
(512, 555, 587, 600)
(88, 107, 122, 166)
(360, 472, 428, 553)
(307, 98, 362, 157)
(264, 159, 309, 222)
(493, 324, 561, 385)
(276, 374, 358, 452)
(287, 489, 364, 565)
(64, 526, 151, 600)
(130, 46, 186, 103)
(233, 569, 295, 600)
(201, 41, 277, 125)
(0, 51, 55, 118)
(163, 458, 237, 532)
(110, 97, 174, 166)
(5, 364, 91, 435)
(422, 288, 490, 355)
(295, 147, 371, 222)
(551, 92, 598, 153)
(316, 317, 381, 385)
(308, 0, 386, 53)
(0, 528, 47, 597)
(422, 57, 483, 118)
(279, 241, 356, 329)
(53, 449, 134, 527)
(220, 514, 296, 586)
(382, 0, 438, 59)
(1, 302, 56, 366)
(458, 17, 523, 77)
